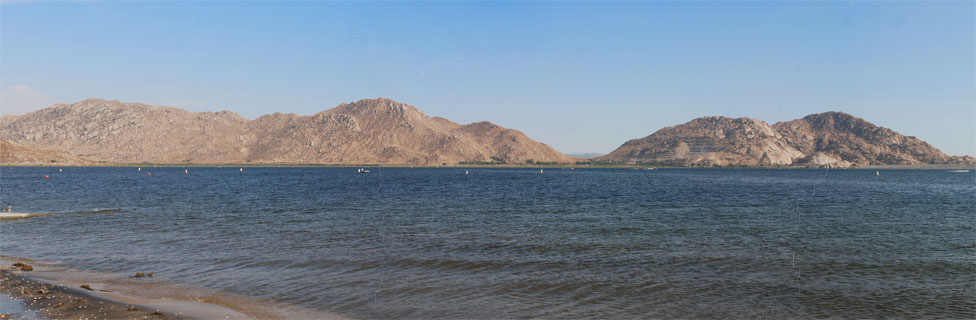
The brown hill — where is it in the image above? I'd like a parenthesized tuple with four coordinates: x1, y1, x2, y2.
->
(600, 112, 970, 167)
(772, 112, 950, 165)
(599, 116, 804, 166)
(0, 139, 89, 165)
(0, 98, 575, 165)
(0, 98, 249, 163)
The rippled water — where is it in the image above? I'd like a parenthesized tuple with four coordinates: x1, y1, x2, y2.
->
(1, 167, 974, 318)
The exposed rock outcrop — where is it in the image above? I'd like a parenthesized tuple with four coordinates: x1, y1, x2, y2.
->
(599, 116, 804, 166)
(794, 152, 853, 168)
(946, 155, 976, 165)
(773, 112, 951, 165)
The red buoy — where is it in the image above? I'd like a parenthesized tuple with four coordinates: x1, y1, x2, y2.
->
(44, 175, 49, 179)
(147, 172, 151, 176)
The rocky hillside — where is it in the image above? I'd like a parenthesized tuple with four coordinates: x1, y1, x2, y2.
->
(0, 98, 575, 165)
(0, 98, 249, 163)
(0, 139, 89, 165)
(601, 116, 803, 166)
(601, 112, 972, 167)
(773, 112, 949, 165)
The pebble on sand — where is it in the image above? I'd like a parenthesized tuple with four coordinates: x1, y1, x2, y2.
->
(12, 263, 34, 272)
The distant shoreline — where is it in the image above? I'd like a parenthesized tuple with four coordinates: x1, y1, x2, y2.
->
(855, 164, 975, 170)
(2, 163, 974, 170)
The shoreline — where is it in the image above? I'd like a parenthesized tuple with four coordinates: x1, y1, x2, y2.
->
(855, 164, 975, 170)
(2, 163, 974, 170)
(0, 256, 329, 320)
(1, 267, 190, 319)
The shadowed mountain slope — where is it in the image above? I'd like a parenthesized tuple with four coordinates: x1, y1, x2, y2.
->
(0, 139, 90, 165)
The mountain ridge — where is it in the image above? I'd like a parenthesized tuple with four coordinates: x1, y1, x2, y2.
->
(1, 100, 970, 167)
(0, 98, 577, 165)
(600, 111, 972, 167)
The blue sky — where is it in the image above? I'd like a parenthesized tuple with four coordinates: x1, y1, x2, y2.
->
(2, 1, 974, 156)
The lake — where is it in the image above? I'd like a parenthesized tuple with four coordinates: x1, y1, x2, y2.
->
(1, 167, 973, 318)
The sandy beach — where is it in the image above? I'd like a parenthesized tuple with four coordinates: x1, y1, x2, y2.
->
(0, 258, 256, 320)
(1, 268, 181, 319)
(0, 253, 349, 320)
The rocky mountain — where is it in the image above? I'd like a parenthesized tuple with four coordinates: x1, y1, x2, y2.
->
(773, 112, 950, 165)
(0, 139, 90, 165)
(0, 98, 250, 163)
(0, 98, 576, 165)
(600, 112, 972, 167)
(600, 116, 804, 166)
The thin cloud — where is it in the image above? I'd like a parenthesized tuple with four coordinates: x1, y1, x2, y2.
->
(0, 84, 56, 116)
(1, 0, 90, 6)
(1, 0, 44, 6)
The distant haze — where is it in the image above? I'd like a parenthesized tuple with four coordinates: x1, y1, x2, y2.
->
(568, 153, 605, 160)
(1, 2, 973, 156)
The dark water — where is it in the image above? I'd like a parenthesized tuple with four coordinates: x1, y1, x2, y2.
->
(1, 167, 974, 318)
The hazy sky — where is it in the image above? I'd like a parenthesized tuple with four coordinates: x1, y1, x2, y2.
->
(2, 1, 974, 155)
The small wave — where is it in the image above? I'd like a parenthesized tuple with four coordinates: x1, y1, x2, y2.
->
(390, 257, 519, 273)
(64, 208, 126, 216)
(0, 293, 41, 320)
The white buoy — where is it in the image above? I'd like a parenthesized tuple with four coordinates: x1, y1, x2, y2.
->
(138, 167, 141, 171)
(59, 168, 62, 172)
(540, 169, 544, 174)
(185, 169, 188, 174)
(465, 170, 468, 175)
(240, 168, 243, 172)
(876, 170, 879, 176)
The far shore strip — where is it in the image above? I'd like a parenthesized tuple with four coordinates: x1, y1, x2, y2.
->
(0, 212, 51, 220)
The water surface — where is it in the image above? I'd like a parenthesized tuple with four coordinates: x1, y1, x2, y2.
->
(1, 167, 973, 318)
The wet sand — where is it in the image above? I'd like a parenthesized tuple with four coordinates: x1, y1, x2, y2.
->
(0, 261, 253, 320)
(0, 256, 345, 320)
(1, 268, 182, 319)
